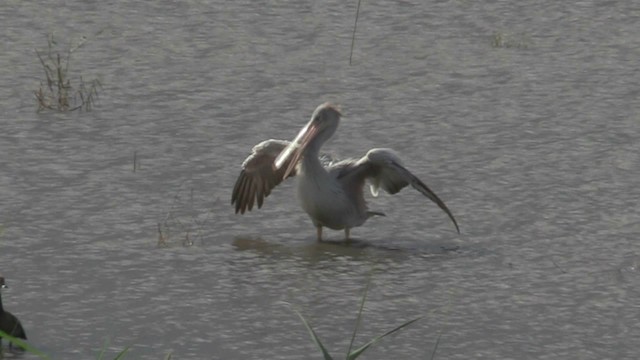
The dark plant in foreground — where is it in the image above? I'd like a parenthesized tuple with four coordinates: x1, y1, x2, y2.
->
(34, 32, 102, 112)
(0, 330, 49, 359)
(287, 278, 433, 360)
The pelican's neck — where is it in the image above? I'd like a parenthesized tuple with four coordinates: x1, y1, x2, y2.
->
(0, 291, 4, 313)
(299, 119, 336, 177)
(300, 145, 327, 177)
(301, 126, 336, 179)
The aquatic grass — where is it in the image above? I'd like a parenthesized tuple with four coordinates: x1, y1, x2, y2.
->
(287, 278, 432, 360)
(132, 151, 139, 172)
(157, 181, 214, 247)
(97, 346, 130, 360)
(349, 0, 363, 65)
(96, 338, 130, 360)
(430, 333, 442, 360)
(34, 31, 103, 112)
(157, 185, 197, 247)
(491, 31, 532, 49)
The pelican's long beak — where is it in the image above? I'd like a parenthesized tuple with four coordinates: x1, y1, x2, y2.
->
(274, 120, 320, 179)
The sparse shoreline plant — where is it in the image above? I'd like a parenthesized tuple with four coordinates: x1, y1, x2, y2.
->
(286, 276, 439, 360)
(34, 32, 103, 112)
(157, 182, 212, 247)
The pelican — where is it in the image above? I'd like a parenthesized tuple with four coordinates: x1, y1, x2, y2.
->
(231, 103, 459, 241)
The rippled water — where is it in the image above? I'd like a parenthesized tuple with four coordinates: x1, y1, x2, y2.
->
(1, 0, 639, 359)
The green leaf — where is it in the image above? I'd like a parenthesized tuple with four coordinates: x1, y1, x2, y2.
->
(96, 338, 130, 360)
(347, 315, 424, 360)
(289, 306, 334, 360)
(0, 330, 51, 359)
(96, 338, 109, 360)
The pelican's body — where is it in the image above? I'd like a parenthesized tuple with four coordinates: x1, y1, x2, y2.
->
(297, 156, 368, 234)
(232, 103, 459, 241)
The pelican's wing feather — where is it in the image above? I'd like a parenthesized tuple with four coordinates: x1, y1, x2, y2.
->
(340, 148, 460, 233)
(231, 139, 296, 214)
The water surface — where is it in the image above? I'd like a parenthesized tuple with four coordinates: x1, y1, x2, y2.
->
(1, 0, 639, 359)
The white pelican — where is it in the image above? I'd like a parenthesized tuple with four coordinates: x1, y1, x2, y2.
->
(231, 103, 459, 241)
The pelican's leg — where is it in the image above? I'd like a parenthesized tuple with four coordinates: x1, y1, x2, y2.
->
(344, 228, 351, 241)
(316, 226, 323, 242)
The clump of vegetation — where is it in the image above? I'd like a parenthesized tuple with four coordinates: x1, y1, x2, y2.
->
(34, 32, 102, 112)
(157, 182, 213, 247)
(491, 31, 532, 49)
(287, 277, 435, 360)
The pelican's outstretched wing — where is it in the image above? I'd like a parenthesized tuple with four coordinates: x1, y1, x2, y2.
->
(338, 148, 460, 233)
(231, 139, 297, 214)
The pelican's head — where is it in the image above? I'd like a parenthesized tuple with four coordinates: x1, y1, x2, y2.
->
(0, 276, 6, 288)
(309, 102, 341, 133)
(275, 103, 342, 178)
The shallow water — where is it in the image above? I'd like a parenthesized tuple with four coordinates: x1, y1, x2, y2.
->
(1, 0, 639, 359)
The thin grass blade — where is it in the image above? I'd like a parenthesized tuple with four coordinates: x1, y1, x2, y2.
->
(349, 0, 363, 65)
(96, 338, 109, 360)
(347, 315, 424, 360)
(430, 333, 442, 360)
(112, 346, 131, 360)
(346, 271, 371, 356)
(289, 307, 334, 360)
